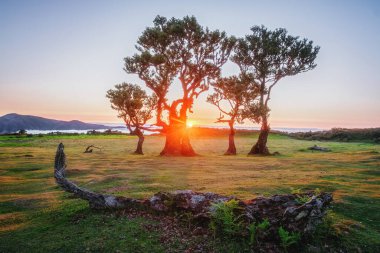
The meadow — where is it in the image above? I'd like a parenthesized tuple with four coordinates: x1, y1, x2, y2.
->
(0, 133, 379, 252)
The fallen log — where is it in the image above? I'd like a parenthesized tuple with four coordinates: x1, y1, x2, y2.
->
(54, 143, 333, 248)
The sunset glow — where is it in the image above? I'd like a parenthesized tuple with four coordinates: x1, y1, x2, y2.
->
(1, 1, 379, 129)
(1, 2, 380, 252)
(186, 121, 194, 128)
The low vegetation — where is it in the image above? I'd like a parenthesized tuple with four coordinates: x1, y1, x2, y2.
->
(289, 127, 380, 143)
(0, 133, 379, 252)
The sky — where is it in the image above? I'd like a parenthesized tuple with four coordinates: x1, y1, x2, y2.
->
(1, 0, 379, 129)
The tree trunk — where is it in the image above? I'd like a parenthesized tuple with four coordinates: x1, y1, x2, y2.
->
(224, 121, 236, 155)
(160, 125, 196, 156)
(249, 115, 270, 155)
(160, 109, 196, 156)
(134, 129, 144, 155)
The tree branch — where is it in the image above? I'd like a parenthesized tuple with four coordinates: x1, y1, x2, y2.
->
(264, 79, 280, 107)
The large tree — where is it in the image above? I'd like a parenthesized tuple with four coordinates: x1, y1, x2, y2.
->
(124, 16, 236, 156)
(106, 83, 156, 155)
(207, 75, 255, 155)
(232, 26, 320, 155)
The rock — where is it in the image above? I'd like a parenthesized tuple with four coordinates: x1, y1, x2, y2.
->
(308, 145, 331, 152)
(295, 210, 309, 221)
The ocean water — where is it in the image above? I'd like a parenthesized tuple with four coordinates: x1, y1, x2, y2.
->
(25, 124, 324, 135)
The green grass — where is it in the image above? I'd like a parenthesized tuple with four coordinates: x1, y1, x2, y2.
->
(0, 133, 379, 252)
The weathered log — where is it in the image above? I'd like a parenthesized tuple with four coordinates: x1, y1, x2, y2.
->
(54, 143, 333, 245)
(55, 143, 144, 209)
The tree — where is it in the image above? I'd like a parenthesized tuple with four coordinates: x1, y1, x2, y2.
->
(18, 129, 27, 135)
(207, 75, 255, 155)
(232, 26, 320, 155)
(106, 83, 156, 155)
(124, 15, 236, 156)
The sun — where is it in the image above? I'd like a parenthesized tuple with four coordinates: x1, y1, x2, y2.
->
(186, 121, 194, 128)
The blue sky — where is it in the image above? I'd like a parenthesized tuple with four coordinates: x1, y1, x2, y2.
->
(1, 0, 379, 128)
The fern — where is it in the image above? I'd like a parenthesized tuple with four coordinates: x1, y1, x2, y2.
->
(209, 199, 243, 237)
(248, 219, 270, 246)
(278, 226, 300, 252)
(257, 218, 270, 230)
(248, 223, 256, 245)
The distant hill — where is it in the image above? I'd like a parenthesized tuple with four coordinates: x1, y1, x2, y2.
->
(0, 113, 112, 134)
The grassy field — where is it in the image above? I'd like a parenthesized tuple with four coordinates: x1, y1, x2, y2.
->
(0, 133, 379, 252)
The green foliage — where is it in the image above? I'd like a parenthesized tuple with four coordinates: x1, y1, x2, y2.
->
(278, 226, 300, 252)
(290, 187, 302, 194)
(295, 195, 311, 205)
(248, 219, 270, 245)
(106, 83, 156, 134)
(232, 25, 320, 127)
(207, 74, 258, 125)
(289, 128, 380, 143)
(210, 199, 243, 238)
(247, 223, 257, 245)
(18, 129, 27, 135)
(257, 219, 270, 230)
(124, 15, 236, 128)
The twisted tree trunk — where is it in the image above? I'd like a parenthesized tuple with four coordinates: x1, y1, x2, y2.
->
(134, 128, 145, 155)
(160, 109, 196, 156)
(249, 115, 270, 155)
(225, 121, 236, 155)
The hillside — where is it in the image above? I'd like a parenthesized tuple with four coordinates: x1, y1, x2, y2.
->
(0, 113, 111, 133)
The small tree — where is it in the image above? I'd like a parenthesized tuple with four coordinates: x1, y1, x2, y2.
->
(106, 83, 156, 155)
(124, 15, 236, 156)
(207, 75, 255, 155)
(18, 129, 27, 135)
(233, 26, 320, 155)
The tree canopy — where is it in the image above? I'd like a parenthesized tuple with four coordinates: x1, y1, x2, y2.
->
(106, 83, 156, 154)
(120, 17, 319, 156)
(124, 15, 236, 155)
(232, 25, 320, 154)
(207, 74, 256, 154)
(207, 74, 253, 126)
(106, 83, 156, 133)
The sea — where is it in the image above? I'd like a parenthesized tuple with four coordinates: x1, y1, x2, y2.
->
(25, 123, 325, 135)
